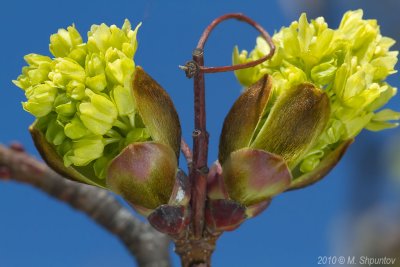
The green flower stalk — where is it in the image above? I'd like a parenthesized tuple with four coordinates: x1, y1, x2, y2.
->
(229, 10, 399, 189)
(14, 20, 187, 219)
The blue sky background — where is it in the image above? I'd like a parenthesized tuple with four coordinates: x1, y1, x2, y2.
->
(1, 1, 399, 266)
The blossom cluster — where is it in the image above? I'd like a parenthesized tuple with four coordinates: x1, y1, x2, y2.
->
(233, 10, 399, 173)
(13, 20, 149, 179)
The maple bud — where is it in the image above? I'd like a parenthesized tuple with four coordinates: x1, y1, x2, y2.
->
(232, 9, 398, 189)
(15, 21, 190, 236)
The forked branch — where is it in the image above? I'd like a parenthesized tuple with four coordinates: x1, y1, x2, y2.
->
(177, 13, 275, 267)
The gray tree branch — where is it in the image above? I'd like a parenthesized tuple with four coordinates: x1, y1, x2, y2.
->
(0, 143, 172, 267)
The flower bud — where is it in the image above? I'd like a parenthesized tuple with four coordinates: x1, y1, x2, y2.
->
(79, 89, 118, 135)
(205, 199, 247, 232)
(50, 25, 83, 58)
(13, 54, 53, 90)
(45, 116, 66, 146)
(85, 53, 107, 91)
(63, 135, 105, 167)
(205, 160, 275, 232)
(64, 116, 90, 139)
(86, 74, 107, 92)
(55, 102, 76, 117)
(205, 72, 332, 233)
(52, 58, 86, 84)
(107, 143, 190, 236)
(86, 53, 105, 75)
(250, 83, 330, 168)
(146, 170, 191, 236)
(232, 9, 398, 190)
(289, 139, 353, 190)
(366, 109, 400, 131)
(107, 142, 177, 210)
(12, 68, 31, 90)
(18, 21, 187, 237)
(112, 85, 135, 116)
(25, 55, 53, 86)
(22, 83, 58, 117)
(214, 75, 330, 224)
(148, 204, 190, 237)
(105, 48, 135, 86)
(29, 122, 106, 188)
(68, 45, 87, 67)
(18, 20, 183, 206)
(132, 66, 181, 158)
(218, 75, 272, 165)
(221, 74, 329, 168)
(65, 80, 85, 100)
(54, 93, 76, 117)
(24, 54, 52, 66)
(222, 148, 292, 206)
(87, 19, 140, 56)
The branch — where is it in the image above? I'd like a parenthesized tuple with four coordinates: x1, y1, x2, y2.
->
(190, 48, 209, 239)
(176, 13, 276, 266)
(0, 143, 172, 267)
(181, 138, 193, 171)
(188, 13, 276, 240)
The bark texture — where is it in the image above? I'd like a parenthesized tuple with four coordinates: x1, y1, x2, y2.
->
(0, 143, 172, 267)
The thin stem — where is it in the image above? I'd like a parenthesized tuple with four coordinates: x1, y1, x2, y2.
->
(197, 13, 275, 73)
(190, 48, 209, 239)
(180, 13, 275, 78)
(104, 138, 120, 145)
(181, 138, 193, 170)
(113, 119, 129, 131)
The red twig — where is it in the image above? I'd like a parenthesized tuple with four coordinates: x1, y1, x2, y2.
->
(179, 12, 275, 267)
(181, 139, 193, 169)
(188, 12, 275, 240)
(179, 13, 275, 78)
(190, 48, 209, 239)
(197, 13, 275, 74)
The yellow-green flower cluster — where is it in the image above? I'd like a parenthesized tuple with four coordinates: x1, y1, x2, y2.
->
(233, 10, 399, 174)
(13, 20, 150, 178)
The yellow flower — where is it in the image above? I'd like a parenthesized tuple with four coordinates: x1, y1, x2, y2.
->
(14, 19, 148, 181)
(16, 20, 185, 219)
(232, 10, 399, 175)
